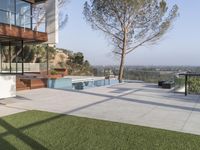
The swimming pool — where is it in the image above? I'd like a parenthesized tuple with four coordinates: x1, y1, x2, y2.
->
(72, 78, 119, 90)
(48, 76, 119, 90)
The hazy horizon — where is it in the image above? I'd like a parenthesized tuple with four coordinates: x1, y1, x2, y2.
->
(57, 0, 200, 66)
(91, 65, 200, 67)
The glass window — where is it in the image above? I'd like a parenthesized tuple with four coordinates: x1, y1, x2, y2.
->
(0, 0, 15, 25)
(16, 0, 31, 28)
(0, 0, 15, 12)
(0, 0, 32, 28)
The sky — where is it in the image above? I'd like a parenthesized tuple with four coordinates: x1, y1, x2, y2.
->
(57, 0, 200, 66)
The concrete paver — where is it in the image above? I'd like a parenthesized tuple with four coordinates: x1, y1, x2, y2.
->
(1, 82, 200, 135)
(0, 105, 26, 117)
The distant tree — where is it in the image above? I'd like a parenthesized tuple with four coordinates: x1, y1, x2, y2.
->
(73, 52, 84, 65)
(83, 0, 179, 82)
(66, 52, 92, 75)
(84, 60, 90, 67)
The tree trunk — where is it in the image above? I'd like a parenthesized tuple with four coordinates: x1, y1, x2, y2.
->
(118, 29, 127, 83)
(34, 15, 45, 31)
(118, 52, 126, 83)
(32, 54, 37, 63)
(11, 48, 22, 62)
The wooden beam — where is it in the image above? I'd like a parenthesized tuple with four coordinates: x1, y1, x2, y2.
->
(35, 0, 47, 3)
(0, 24, 48, 43)
(23, 0, 47, 4)
(23, 0, 35, 3)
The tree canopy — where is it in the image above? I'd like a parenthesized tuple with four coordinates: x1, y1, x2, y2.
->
(83, 0, 179, 82)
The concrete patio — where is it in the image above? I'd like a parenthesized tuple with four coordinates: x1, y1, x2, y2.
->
(1, 82, 200, 135)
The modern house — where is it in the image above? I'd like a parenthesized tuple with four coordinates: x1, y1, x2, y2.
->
(0, 0, 58, 99)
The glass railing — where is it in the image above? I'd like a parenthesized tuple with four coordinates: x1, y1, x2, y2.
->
(173, 73, 200, 95)
(0, 10, 15, 25)
(92, 67, 176, 83)
(89, 66, 200, 96)
(0, 8, 46, 33)
(174, 75, 185, 93)
(0, 63, 50, 74)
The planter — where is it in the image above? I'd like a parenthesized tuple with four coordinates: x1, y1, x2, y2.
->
(54, 68, 68, 76)
(158, 81, 165, 87)
(48, 74, 63, 79)
(162, 81, 174, 89)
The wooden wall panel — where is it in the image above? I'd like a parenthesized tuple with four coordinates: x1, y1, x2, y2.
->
(0, 24, 48, 42)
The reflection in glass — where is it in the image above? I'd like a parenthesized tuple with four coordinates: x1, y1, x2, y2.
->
(16, 0, 31, 28)
(0, 0, 31, 29)
(0, 0, 15, 25)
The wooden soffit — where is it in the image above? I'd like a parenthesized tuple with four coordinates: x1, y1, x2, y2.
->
(0, 23, 48, 44)
(23, 0, 47, 4)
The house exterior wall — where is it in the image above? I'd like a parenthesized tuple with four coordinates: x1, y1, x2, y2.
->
(0, 0, 48, 99)
(45, 0, 59, 44)
(0, 75, 16, 99)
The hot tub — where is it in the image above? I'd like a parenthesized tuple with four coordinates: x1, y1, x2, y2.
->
(0, 75, 16, 99)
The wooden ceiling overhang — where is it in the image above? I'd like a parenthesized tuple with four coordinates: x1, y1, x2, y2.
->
(0, 24, 48, 46)
(23, 0, 47, 4)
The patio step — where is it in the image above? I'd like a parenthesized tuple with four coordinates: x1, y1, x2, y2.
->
(17, 87, 31, 91)
(16, 78, 30, 91)
(20, 78, 48, 89)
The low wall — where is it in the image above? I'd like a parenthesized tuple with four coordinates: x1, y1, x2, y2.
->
(1, 63, 41, 72)
(0, 75, 16, 99)
(48, 78, 72, 90)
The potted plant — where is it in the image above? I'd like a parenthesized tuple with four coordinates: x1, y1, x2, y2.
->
(48, 70, 62, 79)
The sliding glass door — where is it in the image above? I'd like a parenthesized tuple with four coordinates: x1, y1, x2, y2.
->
(0, 42, 23, 74)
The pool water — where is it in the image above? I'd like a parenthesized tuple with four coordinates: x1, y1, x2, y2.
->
(48, 78, 119, 90)
(72, 79, 119, 90)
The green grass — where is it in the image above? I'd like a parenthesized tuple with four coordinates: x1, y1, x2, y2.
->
(0, 111, 200, 150)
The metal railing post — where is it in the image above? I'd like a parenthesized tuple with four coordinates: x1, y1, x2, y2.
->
(21, 40, 24, 75)
(9, 11, 12, 29)
(24, 15, 26, 32)
(185, 75, 188, 96)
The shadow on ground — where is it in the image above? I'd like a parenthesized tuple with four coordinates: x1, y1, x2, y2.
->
(0, 113, 66, 149)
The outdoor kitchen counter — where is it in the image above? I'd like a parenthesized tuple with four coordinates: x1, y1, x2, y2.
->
(0, 75, 16, 99)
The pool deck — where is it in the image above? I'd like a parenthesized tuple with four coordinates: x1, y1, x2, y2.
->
(1, 82, 200, 135)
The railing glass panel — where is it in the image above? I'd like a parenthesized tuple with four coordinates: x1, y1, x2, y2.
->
(16, 0, 31, 29)
(0, 10, 15, 25)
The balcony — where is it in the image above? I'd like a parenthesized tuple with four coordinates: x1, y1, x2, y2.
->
(0, 0, 48, 45)
(0, 23, 48, 45)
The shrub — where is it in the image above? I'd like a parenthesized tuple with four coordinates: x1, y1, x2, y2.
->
(188, 77, 200, 94)
(51, 70, 58, 75)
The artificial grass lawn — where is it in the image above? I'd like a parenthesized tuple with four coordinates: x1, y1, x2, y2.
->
(0, 111, 200, 150)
